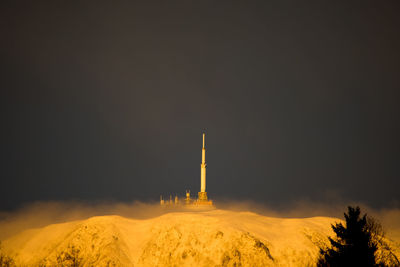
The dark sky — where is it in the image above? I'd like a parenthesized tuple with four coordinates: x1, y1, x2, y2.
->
(1, 1, 399, 210)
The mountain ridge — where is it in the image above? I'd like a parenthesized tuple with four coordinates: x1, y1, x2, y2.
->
(2, 209, 398, 266)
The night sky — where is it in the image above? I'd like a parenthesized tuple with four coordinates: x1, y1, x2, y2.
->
(1, 2, 399, 210)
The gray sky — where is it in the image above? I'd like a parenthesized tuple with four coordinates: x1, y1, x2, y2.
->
(1, 1, 399, 210)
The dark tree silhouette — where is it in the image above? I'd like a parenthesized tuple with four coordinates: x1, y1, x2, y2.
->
(367, 217, 400, 267)
(318, 206, 378, 267)
(318, 206, 399, 267)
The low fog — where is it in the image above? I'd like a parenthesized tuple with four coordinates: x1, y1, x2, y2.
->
(1, 200, 399, 243)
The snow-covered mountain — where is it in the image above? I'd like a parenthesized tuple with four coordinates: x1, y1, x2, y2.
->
(1, 209, 398, 266)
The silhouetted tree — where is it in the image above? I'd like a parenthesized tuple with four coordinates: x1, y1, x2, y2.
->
(318, 206, 378, 267)
(367, 216, 400, 267)
(318, 206, 399, 267)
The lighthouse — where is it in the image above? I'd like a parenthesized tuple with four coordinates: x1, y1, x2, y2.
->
(198, 133, 208, 202)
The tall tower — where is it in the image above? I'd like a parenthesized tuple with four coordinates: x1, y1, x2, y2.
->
(198, 133, 208, 201)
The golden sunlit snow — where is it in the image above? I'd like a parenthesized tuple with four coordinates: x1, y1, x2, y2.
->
(3, 209, 395, 266)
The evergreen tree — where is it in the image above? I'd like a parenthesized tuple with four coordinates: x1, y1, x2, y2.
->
(317, 206, 378, 267)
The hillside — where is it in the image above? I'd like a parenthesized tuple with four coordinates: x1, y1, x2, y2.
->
(1, 209, 398, 266)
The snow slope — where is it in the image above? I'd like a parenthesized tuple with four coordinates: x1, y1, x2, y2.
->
(2, 209, 397, 266)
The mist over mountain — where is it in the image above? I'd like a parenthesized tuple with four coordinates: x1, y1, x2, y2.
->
(1, 204, 400, 266)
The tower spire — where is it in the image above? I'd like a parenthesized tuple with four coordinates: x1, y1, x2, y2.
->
(199, 133, 208, 201)
(201, 133, 206, 192)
